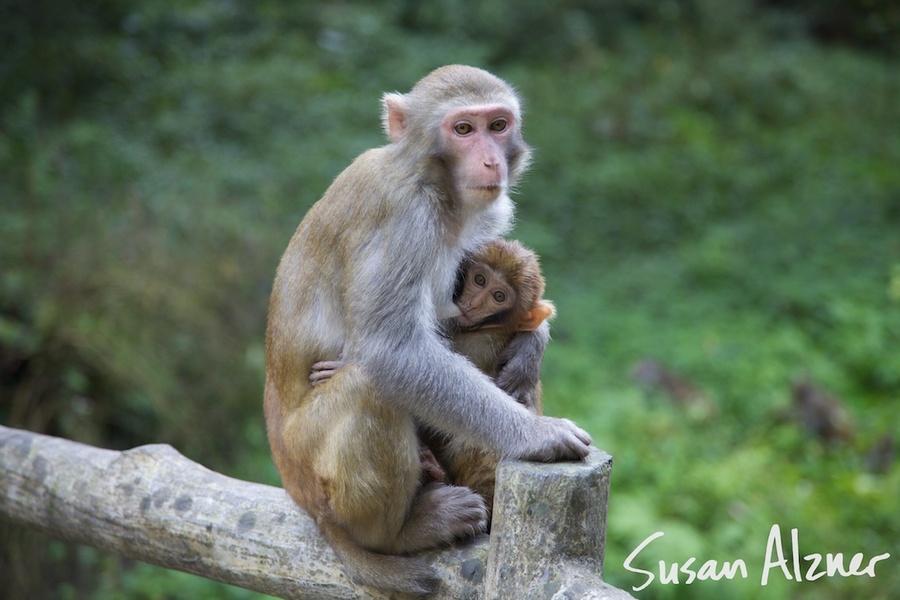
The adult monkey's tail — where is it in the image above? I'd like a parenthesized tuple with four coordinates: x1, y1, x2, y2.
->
(321, 521, 440, 596)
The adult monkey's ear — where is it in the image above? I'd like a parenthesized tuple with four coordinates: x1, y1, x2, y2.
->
(382, 93, 408, 143)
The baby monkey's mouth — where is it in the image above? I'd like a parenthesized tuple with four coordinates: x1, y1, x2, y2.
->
(455, 310, 477, 327)
(454, 310, 497, 331)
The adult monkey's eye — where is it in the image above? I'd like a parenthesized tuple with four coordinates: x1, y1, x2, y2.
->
(454, 122, 473, 135)
(474, 273, 486, 286)
(489, 119, 507, 132)
(492, 291, 506, 303)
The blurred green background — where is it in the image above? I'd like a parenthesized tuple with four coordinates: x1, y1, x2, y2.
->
(1, 1, 898, 598)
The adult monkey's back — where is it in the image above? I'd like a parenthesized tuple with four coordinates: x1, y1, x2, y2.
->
(264, 65, 592, 595)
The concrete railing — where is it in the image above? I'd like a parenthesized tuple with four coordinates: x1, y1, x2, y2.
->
(0, 424, 634, 599)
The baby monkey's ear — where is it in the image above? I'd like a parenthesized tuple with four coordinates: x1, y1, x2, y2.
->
(517, 300, 555, 331)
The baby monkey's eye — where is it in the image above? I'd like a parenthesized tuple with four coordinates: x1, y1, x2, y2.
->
(492, 291, 507, 303)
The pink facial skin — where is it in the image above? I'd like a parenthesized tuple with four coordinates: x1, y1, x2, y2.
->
(441, 105, 516, 199)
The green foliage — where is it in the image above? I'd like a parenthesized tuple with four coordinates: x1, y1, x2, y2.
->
(1, 1, 898, 599)
(762, 0, 900, 55)
(0, 0, 133, 117)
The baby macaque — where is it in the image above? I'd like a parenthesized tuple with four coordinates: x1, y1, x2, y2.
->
(445, 238, 554, 410)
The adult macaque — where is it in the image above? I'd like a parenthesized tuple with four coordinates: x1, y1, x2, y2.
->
(264, 65, 591, 595)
